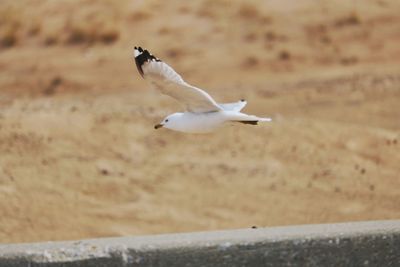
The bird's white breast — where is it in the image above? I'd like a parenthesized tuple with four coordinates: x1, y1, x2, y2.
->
(170, 112, 226, 133)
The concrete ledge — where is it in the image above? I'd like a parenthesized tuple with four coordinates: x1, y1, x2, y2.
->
(0, 220, 399, 267)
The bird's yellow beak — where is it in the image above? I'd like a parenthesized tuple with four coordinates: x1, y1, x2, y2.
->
(154, 124, 163, 129)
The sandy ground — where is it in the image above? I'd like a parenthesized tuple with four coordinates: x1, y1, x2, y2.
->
(0, 0, 399, 243)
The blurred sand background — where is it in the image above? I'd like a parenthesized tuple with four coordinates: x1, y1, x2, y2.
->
(0, 0, 399, 243)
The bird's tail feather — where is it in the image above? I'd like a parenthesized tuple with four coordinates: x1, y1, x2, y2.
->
(229, 113, 272, 125)
(257, 117, 272, 122)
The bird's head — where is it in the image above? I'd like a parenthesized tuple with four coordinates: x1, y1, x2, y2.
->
(154, 113, 183, 130)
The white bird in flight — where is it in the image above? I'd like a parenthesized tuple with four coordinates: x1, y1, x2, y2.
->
(133, 46, 271, 133)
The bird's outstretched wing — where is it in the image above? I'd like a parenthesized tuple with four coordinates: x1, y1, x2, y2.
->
(134, 46, 222, 113)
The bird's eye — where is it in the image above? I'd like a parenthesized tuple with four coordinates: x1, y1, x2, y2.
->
(165, 119, 169, 122)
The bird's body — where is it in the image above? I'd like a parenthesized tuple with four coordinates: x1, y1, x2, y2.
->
(158, 111, 270, 134)
(160, 112, 224, 134)
(133, 46, 271, 133)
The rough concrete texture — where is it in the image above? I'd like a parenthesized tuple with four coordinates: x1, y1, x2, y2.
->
(0, 220, 399, 267)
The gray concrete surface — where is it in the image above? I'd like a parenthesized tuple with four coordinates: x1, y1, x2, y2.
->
(0, 220, 399, 267)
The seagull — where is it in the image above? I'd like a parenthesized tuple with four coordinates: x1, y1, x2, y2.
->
(133, 46, 271, 133)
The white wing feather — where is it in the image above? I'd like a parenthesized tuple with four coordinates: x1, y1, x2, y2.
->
(134, 47, 222, 113)
(219, 100, 247, 111)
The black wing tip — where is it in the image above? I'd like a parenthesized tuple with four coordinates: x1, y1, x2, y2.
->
(134, 46, 161, 77)
(134, 46, 162, 77)
(238, 120, 258, 125)
(134, 46, 144, 55)
(134, 46, 161, 61)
